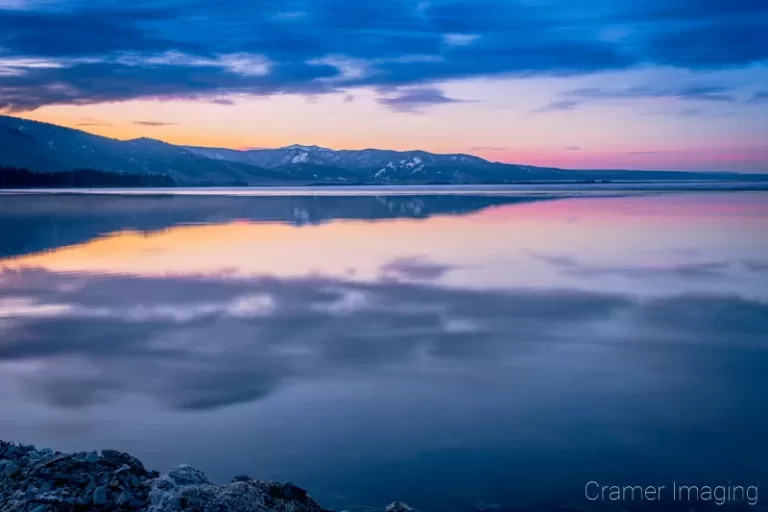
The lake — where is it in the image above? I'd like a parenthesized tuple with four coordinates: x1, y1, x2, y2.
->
(1, 188, 767, 511)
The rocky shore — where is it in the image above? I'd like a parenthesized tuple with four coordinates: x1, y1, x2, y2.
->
(0, 441, 414, 512)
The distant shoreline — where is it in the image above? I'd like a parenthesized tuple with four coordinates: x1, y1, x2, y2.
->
(2, 181, 768, 197)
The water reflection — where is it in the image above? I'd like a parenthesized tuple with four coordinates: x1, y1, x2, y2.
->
(0, 191, 767, 511)
(0, 193, 566, 258)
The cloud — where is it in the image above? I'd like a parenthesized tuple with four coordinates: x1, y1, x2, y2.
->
(565, 146, 581, 151)
(376, 87, 470, 112)
(0, 0, 765, 111)
(76, 119, 113, 127)
(532, 84, 745, 115)
(640, 20, 768, 69)
(0, 59, 338, 112)
(626, 150, 667, 155)
(532, 100, 580, 113)
(565, 85, 738, 103)
(1, 267, 767, 412)
(133, 120, 177, 126)
(468, 146, 508, 151)
(747, 91, 768, 104)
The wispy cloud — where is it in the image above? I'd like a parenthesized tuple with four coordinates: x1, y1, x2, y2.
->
(640, 107, 735, 118)
(133, 120, 177, 126)
(531, 100, 580, 113)
(377, 87, 471, 113)
(468, 146, 508, 151)
(76, 118, 112, 127)
(747, 91, 768, 104)
(565, 85, 738, 103)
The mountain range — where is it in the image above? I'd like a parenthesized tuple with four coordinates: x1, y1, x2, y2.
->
(1, 115, 764, 186)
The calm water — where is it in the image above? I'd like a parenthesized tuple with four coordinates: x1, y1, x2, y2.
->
(1, 189, 767, 511)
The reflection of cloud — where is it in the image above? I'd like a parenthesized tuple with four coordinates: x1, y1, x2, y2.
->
(1, 268, 766, 412)
(634, 295, 768, 346)
(380, 256, 454, 281)
(531, 252, 733, 278)
(743, 260, 768, 272)
(0, 268, 629, 411)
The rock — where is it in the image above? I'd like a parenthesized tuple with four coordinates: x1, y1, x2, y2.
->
(53, 472, 72, 482)
(387, 502, 416, 512)
(270, 482, 309, 500)
(1, 439, 356, 512)
(166, 464, 210, 486)
(184, 496, 203, 508)
(128, 498, 146, 508)
(3, 461, 18, 477)
(116, 490, 134, 506)
(101, 449, 146, 471)
(92, 485, 109, 505)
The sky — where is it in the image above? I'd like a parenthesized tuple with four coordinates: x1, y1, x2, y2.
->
(0, 0, 767, 172)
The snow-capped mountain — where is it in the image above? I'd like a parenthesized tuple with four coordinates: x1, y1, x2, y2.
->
(1, 115, 761, 185)
(184, 143, 564, 182)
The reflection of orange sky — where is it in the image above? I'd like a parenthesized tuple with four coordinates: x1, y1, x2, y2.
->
(2, 194, 767, 288)
(474, 193, 768, 221)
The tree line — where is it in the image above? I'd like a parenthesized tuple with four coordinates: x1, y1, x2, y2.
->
(0, 166, 177, 188)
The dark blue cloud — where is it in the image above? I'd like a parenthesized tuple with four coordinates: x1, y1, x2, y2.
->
(641, 21, 768, 69)
(0, 0, 766, 111)
(0, 5, 189, 57)
(0, 60, 339, 112)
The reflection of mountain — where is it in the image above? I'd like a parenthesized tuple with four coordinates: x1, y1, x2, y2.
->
(0, 194, 559, 258)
